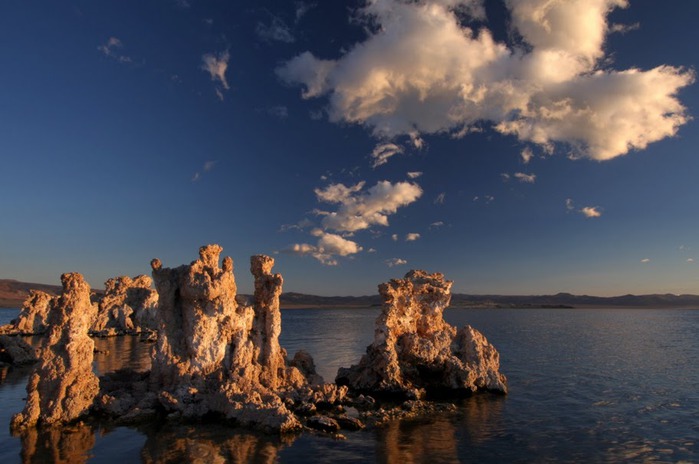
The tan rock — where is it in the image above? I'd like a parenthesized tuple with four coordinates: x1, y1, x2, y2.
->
(91, 275, 159, 336)
(12, 291, 55, 335)
(336, 270, 507, 396)
(11, 273, 100, 431)
(0, 335, 38, 366)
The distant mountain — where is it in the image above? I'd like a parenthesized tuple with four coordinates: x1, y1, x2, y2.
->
(2, 279, 698, 309)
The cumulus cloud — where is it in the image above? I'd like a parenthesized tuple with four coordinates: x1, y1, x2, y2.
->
(371, 142, 404, 168)
(202, 51, 230, 99)
(286, 231, 362, 265)
(581, 206, 602, 218)
(385, 258, 408, 267)
(278, 0, 693, 161)
(98, 37, 132, 63)
(514, 172, 536, 183)
(315, 180, 423, 233)
(405, 233, 421, 241)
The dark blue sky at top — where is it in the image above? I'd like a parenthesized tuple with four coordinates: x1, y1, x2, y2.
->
(1, 0, 698, 296)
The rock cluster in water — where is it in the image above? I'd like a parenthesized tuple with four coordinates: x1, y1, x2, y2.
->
(11, 273, 100, 430)
(8, 245, 507, 436)
(336, 270, 507, 398)
(98, 245, 344, 433)
(90, 275, 159, 336)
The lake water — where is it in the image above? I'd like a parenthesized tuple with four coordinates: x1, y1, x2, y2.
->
(1, 307, 698, 463)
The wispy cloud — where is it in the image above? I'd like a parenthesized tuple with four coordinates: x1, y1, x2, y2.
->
(266, 105, 289, 119)
(641, 258, 650, 263)
(385, 258, 407, 267)
(192, 160, 217, 182)
(407, 171, 422, 179)
(278, 0, 693, 161)
(202, 51, 230, 100)
(405, 233, 420, 242)
(434, 192, 446, 205)
(609, 22, 640, 34)
(391, 234, 399, 241)
(581, 206, 602, 218)
(295, 2, 316, 22)
(514, 172, 536, 183)
(371, 143, 403, 168)
(98, 37, 132, 63)
(520, 147, 534, 164)
(687, 258, 694, 263)
(256, 16, 295, 43)
(565, 198, 575, 211)
(429, 221, 444, 229)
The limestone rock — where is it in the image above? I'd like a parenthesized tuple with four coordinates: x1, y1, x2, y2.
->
(0, 335, 38, 366)
(11, 291, 55, 335)
(144, 245, 325, 432)
(91, 275, 158, 336)
(11, 273, 100, 431)
(336, 270, 507, 397)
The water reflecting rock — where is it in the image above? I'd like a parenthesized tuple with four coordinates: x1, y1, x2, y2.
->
(17, 422, 95, 464)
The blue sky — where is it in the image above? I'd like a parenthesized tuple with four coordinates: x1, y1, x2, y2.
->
(1, 0, 698, 296)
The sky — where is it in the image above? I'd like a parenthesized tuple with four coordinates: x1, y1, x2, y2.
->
(1, 0, 699, 297)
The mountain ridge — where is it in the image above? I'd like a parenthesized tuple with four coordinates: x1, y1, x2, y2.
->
(2, 279, 698, 309)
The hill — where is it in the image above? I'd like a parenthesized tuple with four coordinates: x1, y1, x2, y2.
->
(1, 279, 698, 309)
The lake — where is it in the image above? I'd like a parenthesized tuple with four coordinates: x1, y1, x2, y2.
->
(1, 307, 698, 463)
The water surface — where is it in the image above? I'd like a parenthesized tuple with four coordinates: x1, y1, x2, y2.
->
(0, 307, 697, 463)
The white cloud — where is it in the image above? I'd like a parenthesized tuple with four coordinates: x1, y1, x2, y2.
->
(391, 234, 398, 241)
(407, 171, 423, 179)
(315, 180, 423, 233)
(385, 258, 408, 267)
(641, 258, 650, 263)
(514, 172, 536, 183)
(429, 221, 444, 229)
(521, 147, 534, 164)
(202, 51, 230, 99)
(371, 142, 404, 168)
(256, 16, 295, 43)
(278, 0, 693, 161)
(565, 198, 575, 211)
(434, 192, 446, 204)
(687, 258, 694, 263)
(98, 37, 132, 63)
(609, 22, 640, 34)
(501, 173, 511, 182)
(405, 233, 421, 241)
(286, 231, 362, 265)
(581, 206, 602, 218)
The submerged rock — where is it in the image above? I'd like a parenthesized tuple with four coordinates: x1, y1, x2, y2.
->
(11, 273, 100, 431)
(336, 270, 507, 397)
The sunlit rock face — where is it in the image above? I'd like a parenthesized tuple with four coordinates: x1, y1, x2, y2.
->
(336, 270, 507, 397)
(11, 273, 100, 431)
(144, 245, 333, 432)
(11, 291, 55, 335)
(90, 275, 159, 336)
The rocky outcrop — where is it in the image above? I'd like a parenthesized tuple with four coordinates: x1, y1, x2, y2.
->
(11, 273, 100, 431)
(126, 245, 339, 433)
(336, 270, 507, 398)
(8, 291, 55, 335)
(0, 335, 38, 366)
(90, 275, 158, 336)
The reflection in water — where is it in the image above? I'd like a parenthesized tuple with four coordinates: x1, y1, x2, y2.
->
(376, 395, 505, 464)
(16, 423, 95, 464)
(140, 424, 294, 464)
(92, 335, 153, 375)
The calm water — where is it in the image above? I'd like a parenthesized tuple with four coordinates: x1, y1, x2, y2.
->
(1, 307, 698, 463)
